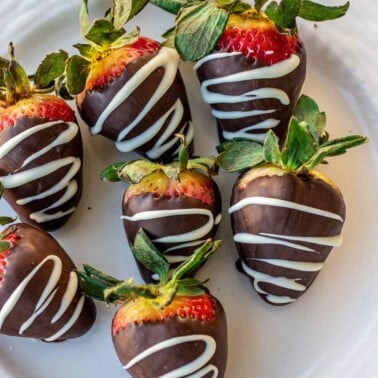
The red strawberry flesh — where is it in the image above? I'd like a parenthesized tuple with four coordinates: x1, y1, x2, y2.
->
(85, 36, 161, 91)
(216, 12, 300, 65)
(112, 294, 216, 335)
(0, 230, 18, 284)
(0, 94, 76, 130)
(125, 170, 218, 207)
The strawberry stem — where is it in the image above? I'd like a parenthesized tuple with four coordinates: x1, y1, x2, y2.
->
(100, 137, 218, 184)
(0, 43, 70, 106)
(217, 94, 368, 173)
(77, 234, 221, 309)
(151, 0, 349, 61)
(176, 133, 189, 172)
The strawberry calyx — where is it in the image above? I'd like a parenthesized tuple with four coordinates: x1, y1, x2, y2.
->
(152, 0, 349, 62)
(66, 0, 151, 95)
(76, 230, 221, 329)
(100, 135, 219, 204)
(0, 43, 69, 108)
(216, 94, 368, 175)
(101, 134, 218, 183)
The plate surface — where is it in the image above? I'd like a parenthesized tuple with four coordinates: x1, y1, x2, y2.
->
(0, 1, 377, 377)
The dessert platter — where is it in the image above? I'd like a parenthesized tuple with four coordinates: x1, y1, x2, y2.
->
(0, 0, 377, 377)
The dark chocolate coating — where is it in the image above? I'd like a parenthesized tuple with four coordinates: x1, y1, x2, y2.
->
(0, 116, 83, 231)
(113, 296, 227, 377)
(77, 49, 193, 162)
(122, 186, 222, 283)
(231, 170, 345, 305)
(195, 44, 306, 143)
(0, 223, 96, 340)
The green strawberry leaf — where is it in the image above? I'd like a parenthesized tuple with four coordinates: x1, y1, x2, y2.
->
(73, 43, 93, 59)
(110, 27, 140, 49)
(7, 43, 31, 99)
(77, 239, 220, 307)
(128, 0, 150, 20)
(299, 0, 350, 21)
(292, 94, 327, 143)
(112, 0, 132, 29)
(132, 229, 170, 283)
(265, 0, 301, 30)
(171, 239, 221, 281)
(216, 140, 264, 172)
(76, 265, 122, 302)
(66, 55, 90, 95)
(175, 1, 229, 61)
(0, 216, 16, 225)
(177, 277, 206, 296)
(79, 0, 91, 39)
(117, 160, 163, 184)
(104, 279, 157, 302)
(0, 240, 11, 253)
(254, 0, 270, 12)
(263, 130, 283, 166)
(99, 161, 126, 182)
(187, 157, 219, 176)
(217, 95, 367, 174)
(228, 0, 251, 13)
(0, 57, 9, 87)
(281, 117, 316, 171)
(304, 135, 368, 169)
(82, 264, 121, 285)
(150, 0, 193, 15)
(265, 0, 349, 30)
(162, 27, 176, 48)
(3, 68, 17, 104)
(85, 19, 125, 46)
(34, 50, 68, 89)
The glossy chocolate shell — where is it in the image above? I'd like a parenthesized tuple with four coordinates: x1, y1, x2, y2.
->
(0, 117, 83, 231)
(195, 44, 306, 143)
(230, 169, 345, 305)
(123, 187, 222, 282)
(113, 295, 227, 377)
(77, 47, 193, 162)
(0, 223, 96, 341)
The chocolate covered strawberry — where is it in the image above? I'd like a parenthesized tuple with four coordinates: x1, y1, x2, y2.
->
(0, 207, 96, 341)
(0, 44, 83, 231)
(153, 0, 349, 142)
(101, 136, 221, 282)
(77, 232, 227, 377)
(217, 95, 367, 305)
(67, 0, 193, 161)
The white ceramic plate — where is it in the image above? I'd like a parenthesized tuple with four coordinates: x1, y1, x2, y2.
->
(0, 1, 377, 377)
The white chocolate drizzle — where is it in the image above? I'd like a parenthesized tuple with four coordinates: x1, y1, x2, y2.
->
(229, 196, 343, 222)
(91, 47, 193, 159)
(123, 208, 221, 280)
(0, 121, 81, 224)
(124, 334, 218, 378)
(122, 208, 221, 245)
(230, 196, 344, 304)
(0, 255, 85, 341)
(194, 53, 300, 141)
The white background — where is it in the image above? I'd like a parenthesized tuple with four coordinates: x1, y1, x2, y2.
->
(0, 1, 377, 377)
